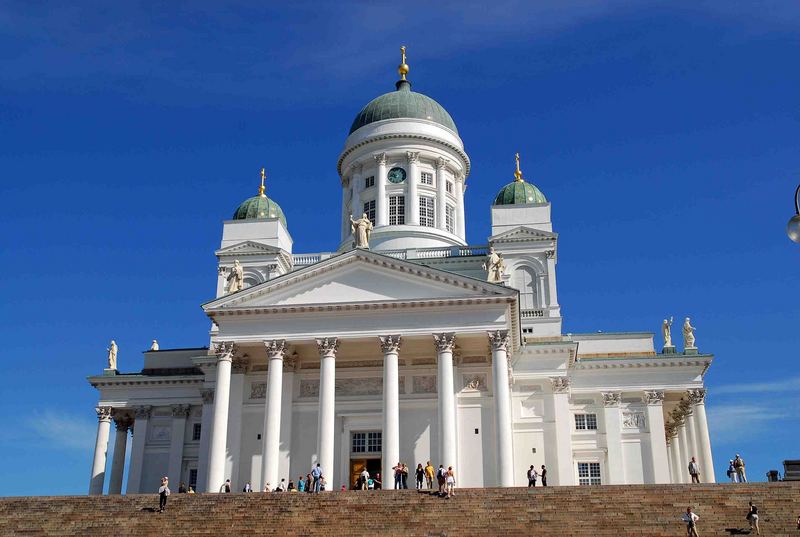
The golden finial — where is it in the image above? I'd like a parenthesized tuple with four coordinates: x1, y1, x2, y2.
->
(398, 46, 409, 80)
(514, 153, 524, 182)
(259, 168, 266, 196)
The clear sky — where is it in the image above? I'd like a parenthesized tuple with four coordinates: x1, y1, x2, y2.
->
(0, 1, 798, 496)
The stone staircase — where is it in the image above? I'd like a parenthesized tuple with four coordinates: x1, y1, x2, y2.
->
(1, 483, 798, 536)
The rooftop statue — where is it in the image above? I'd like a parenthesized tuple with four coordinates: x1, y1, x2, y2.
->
(683, 317, 697, 349)
(107, 340, 118, 370)
(150, 339, 159, 351)
(483, 247, 506, 283)
(662, 317, 674, 348)
(350, 213, 373, 249)
(226, 260, 244, 294)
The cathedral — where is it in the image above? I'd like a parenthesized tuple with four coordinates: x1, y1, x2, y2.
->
(88, 49, 715, 495)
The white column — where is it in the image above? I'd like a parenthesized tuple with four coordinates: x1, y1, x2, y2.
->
(88, 406, 113, 495)
(454, 174, 465, 239)
(167, 404, 190, 488)
(226, 361, 246, 487)
(487, 331, 515, 486)
(108, 415, 131, 495)
(127, 405, 151, 493)
(668, 428, 681, 483)
(435, 158, 448, 231)
(261, 340, 285, 490)
(545, 251, 559, 307)
(206, 342, 235, 493)
(350, 163, 362, 240)
(406, 152, 419, 225)
(374, 153, 387, 226)
(278, 355, 296, 481)
(434, 333, 458, 471)
(682, 399, 699, 470)
(537, 275, 547, 308)
(602, 392, 625, 484)
(548, 377, 574, 485)
(196, 389, 214, 492)
(316, 338, 338, 489)
(380, 335, 401, 478)
(689, 388, 715, 483)
(643, 391, 670, 484)
(678, 421, 690, 483)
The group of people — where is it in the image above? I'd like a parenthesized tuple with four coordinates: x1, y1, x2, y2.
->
(352, 462, 456, 498)
(726, 454, 748, 483)
(682, 502, 761, 536)
(526, 465, 548, 487)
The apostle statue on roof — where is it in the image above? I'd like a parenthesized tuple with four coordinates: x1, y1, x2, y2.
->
(350, 213, 373, 249)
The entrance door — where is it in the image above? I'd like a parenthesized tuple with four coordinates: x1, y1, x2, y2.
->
(349, 458, 382, 489)
(349, 431, 383, 489)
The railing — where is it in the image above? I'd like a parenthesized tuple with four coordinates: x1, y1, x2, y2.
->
(291, 244, 489, 267)
(520, 309, 546, 319)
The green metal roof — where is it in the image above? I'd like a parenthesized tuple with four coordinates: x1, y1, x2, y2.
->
(233, 194, 287, 227)
(349, 80, 458, 135)
(493, 180, 547, 206)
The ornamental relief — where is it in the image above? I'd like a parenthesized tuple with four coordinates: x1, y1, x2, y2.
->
(299, 377, 406, 397)
(250, 382, 267, 400)
(412, 375, 437, 394)
(622, 411, 647, 430)
(149, 425, 171, 443)
(462, 374, 488, 392)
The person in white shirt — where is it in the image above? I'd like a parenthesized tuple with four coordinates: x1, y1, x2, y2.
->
(681, 507, 699, 537)
(688, 457, 701, 483)
(445, 466, 456, 498)
(219, 479, 232, 493)
(158, 477, 171, 513)
(360, 468, 370, 490)
(276, 478, 287, 492)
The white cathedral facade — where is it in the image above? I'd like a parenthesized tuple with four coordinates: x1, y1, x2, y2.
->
(88, 53, 715, 495)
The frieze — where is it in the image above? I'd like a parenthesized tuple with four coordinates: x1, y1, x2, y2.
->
(463, 374, 487, 392)
(622, 411, 647, 430)
(412, 375, 436, 394)
(602, 392, 622, 407)
(250, 382, 267, 399)
(550, 377, 570, 393)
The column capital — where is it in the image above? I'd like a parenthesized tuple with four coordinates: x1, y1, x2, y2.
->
(687, 388, 706, 405)
(406, 151, 419, 164)
(316, 337, 339, 358)
(545, 250, 556, 259)
(134, 405, 152, 420)
(200, 388, 215, 405)
(373, 152, 387, 165)
(642, 390, 665, 405)
(113, 414, 133, 431)
(669, 407, 685, 425)
(549, 376, 570, 393)
(95, 406, 113, 423)
(379, 335, 402, 354)
(432, 333, 455, 353)
(264, 339, 286, 360)
(678, 398, 693, 416)
(212, 341, 237, 362)
(487, 330, 510, 352)
(601, 392, 622, 407)
(435, 157, 449, 170)
(171, 404, 191, 418)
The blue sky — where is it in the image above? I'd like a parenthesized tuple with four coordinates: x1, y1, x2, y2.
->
(0, 1, 798, 496)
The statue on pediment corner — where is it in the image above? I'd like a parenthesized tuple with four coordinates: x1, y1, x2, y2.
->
(682, 317, 697, 348)
(350, 213, 373, 249)
(483, 247, 505, 283)
(226, 260, 244, 294)
(107, 340, 118, 370)
(662, 317, 673, 348)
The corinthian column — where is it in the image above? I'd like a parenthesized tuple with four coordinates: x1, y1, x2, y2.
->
(316, 337, 338, 489)
(406, 152, 419, 225)
(261, 340, 286, 490)
(206, 342, 235, 493)
(548, 377, 574, 485)
(88, 406, 113, 495)
(602, 392, 625, 484)
(488, 330, 515, 486)
(688, 388, 715, 483)
(433, 333, 458, 470)
(642, 391, 670, 483)
(435, 158, 448, 231)
(108, 414, 131, 494)
(380, 335, 401, 477)
(454, 174, 465, 239)
(374, 153, 388, 226)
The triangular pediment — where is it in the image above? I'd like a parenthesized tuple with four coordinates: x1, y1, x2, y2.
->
(490, 226, 557, 243)
(215, 241, 285, 257)
(204, 249, 515, 312)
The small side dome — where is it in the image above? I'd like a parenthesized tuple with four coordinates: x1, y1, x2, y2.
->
(493, 153, 547, 206)
(232, 168, 287, 228)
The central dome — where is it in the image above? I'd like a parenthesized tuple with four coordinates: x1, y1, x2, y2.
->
(349, 80, 458, 135)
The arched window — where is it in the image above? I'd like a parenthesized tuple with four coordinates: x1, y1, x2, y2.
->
(515, 266, 538, 310)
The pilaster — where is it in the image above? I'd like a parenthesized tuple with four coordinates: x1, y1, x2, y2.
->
(167, 404, 191, 487)
(602, 392, 625, 484)
(642, 391, 670, 483)
(406, 152, 419, 225)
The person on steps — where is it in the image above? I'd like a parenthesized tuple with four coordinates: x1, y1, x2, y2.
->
(436, 465, 446, 495)
(527, 465, 538, 487)
(415, 464, 425, 489)
(425, 461, 435, 489)
(540, 465, 547, 486)
(219, 479, 232, 493)
(312, 464, 323, 493)
(681, 506, 699, 537)
(733, 454, 747, 483)
(445, 467, 456, 498)
(688, 457, 701, 483)
(747, 502, 760, 535)
(158, 477, 171, 513)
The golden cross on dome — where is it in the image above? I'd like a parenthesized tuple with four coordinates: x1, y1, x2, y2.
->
(259, 168, 266, 196)
(398, 46, 409, 80)
(514, 153, 524, 182)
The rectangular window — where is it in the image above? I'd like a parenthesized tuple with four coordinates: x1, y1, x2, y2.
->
(419, 197, 435, 227)
(352, 431, 382, 453)
(367, 432, 382, 453)
(389, 195, 405, 225)
(363, 200, 376, 224)
(577, 462, 602, 485)
(446, 181, 453, 194)
(352, 432, 366, 453)
(574, 413, 598, 430)
(420, 171, 433, 185)
(189, 468, 198, 489)
(192, 423, 202, 441)
(364, 176, 375, 188)
(445, 204, 455, 234)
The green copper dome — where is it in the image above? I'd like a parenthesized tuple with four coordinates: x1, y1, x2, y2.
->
(233, 194, 287, 227)
(349, 80, 458, 135)
(494, 181, 547, 205)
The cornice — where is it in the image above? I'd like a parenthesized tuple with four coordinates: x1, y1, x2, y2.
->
(88, 375, 205, 388)
(574, 354, 713, 371)
(338, 133, 471, 179)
